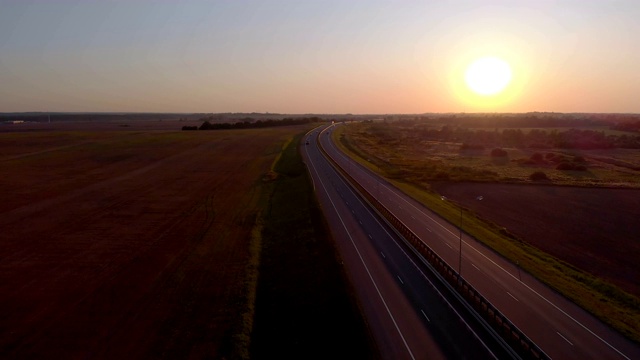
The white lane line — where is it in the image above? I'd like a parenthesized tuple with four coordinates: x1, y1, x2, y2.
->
(506, 292, 519, 302)
(307, 144, 416, 360)
(359, 220, 362, 225)
(410, 215, 416, 220)
(421, 309, 431, 322)
(445, 243, 453, 250)
(471, 263, 480, 271)
(557, 332, 574, 346)
(397, 276, 404, 285)
(381, 252, 386, 259)
(362, 161, 631, 359)
(368, 234, 373, 239)
(327, 165, 499, 359)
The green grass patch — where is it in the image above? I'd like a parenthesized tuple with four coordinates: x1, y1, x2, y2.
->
(250, 131, 378, 359)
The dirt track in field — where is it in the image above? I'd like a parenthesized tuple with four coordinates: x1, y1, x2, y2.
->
(431, 182, 640, 298)
(0, 122, 301, 359)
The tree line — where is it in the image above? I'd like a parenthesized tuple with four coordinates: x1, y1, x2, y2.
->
(182, 117, 325, 131)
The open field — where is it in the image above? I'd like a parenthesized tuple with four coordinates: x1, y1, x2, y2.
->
(338, 121, 640, 187)
(431, 182, 640, 297)
(334, 122, 640, 342)
(0, 121, 374, 359)
(0, 124, 284, 358)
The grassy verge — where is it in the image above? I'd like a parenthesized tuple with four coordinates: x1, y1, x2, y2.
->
(249, 131, 378, 359)
(333, 125, 640, 343)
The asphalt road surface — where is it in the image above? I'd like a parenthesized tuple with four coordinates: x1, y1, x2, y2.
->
(303, 126, 521, 360)
(314, 123, 640, 360)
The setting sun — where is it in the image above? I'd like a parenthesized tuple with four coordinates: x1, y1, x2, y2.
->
(464, 57, 512, 96)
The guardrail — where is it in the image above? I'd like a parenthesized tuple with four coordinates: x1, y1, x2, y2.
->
(316, 129, 550, 360)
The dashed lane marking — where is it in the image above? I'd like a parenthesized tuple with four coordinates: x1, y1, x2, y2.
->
(557, 332, 574, 346)
(421, 309, 431, 322)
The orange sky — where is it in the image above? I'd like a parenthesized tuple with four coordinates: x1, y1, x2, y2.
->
(1, 1, 639, 114)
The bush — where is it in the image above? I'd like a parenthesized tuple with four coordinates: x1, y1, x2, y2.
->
(490, 148, 508, 157)
(531, 152, 544, 162)
(530, 171, 549, 181)
(556, 162, 574, 170)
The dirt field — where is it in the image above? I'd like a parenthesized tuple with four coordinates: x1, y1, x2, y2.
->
(0, 121, 303, 358)
(431, 182, 640, 298)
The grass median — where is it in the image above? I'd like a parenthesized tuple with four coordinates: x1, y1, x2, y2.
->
(250, 130, 378, 359)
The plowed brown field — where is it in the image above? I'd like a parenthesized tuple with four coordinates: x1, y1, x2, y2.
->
(431, 182, 640, 298)
(0, 122, 303, 359)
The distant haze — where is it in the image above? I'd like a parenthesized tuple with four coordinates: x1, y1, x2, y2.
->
(1, 0, 639, 114)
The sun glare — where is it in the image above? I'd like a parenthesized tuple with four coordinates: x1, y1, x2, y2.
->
(464, 57, 512, 96)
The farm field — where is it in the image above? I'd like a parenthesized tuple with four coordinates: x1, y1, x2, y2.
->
(335, 121, 640, 341)
(0, 122, 306, 358)
(431, 182, 640, 297)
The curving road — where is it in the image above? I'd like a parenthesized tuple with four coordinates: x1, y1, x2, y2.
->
(316, 123, 640, 360)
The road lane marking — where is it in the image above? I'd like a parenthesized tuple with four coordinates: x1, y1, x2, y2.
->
(307, 142, 417, 360)
(397, 276, 404, 285)
(322, 162, 500, 357)
(368, 234, 373, 239)
(506, 292, 519, 302)
(319, 145, 498, 359)
(359, 220, 362, 225)
(445, 243, 453, 250)
(471, 263, 480, 271)
(557, 332, 574, 346)
(420, 309, 431, 322)
(366, 164, 632, 359)
(381, 252, 385, 259)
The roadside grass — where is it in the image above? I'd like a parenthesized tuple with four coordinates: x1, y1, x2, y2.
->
(333, 125, 640, 343)
(250, 131, 377, 359)
(338, 122, 640, 188)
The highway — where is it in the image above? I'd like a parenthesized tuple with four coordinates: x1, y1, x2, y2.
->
(312, 123, 640, 360)
(303, 125, 519, 359)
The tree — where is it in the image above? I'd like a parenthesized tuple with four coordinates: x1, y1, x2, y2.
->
(529, 171, 549, 181)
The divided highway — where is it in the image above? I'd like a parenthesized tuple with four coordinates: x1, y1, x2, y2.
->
(303, 126, 517, 359)
(310, 123, 640, 360)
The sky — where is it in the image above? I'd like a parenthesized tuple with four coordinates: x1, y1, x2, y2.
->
(1, 0, 639, 114)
